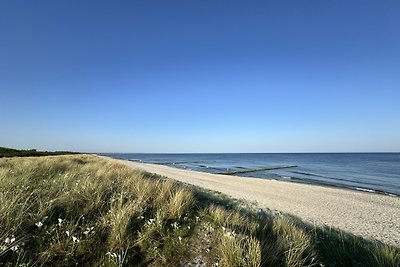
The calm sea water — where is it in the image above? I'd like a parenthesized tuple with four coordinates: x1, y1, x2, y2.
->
(103, 153, 400, 196)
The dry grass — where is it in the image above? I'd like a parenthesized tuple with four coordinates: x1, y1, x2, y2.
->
(0, 155, 195, 265)
(259, 217, 317, 266)
(0, 155, 399, 266)
(216, 234, 261, 267)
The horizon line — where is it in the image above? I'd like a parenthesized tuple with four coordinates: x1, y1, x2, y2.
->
(96, 151, 400, 154)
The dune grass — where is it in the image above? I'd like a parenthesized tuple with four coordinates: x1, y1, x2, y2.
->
(0, 155, 399, 266)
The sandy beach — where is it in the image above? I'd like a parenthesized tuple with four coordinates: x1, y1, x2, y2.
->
(103, 156, 400, 246)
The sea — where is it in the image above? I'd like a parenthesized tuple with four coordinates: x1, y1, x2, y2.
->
(103, 153, 400, 196)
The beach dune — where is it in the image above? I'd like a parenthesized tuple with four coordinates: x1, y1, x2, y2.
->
(105, 157, 400, 246)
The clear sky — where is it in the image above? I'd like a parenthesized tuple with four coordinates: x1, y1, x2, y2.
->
(1, 1, 399, 153)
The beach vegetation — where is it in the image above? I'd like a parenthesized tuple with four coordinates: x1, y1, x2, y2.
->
(0, 147, 78, 158)
(0, 155, 398, 266)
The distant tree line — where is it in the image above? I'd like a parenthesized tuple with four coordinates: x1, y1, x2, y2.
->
(0, 147, 79, 158)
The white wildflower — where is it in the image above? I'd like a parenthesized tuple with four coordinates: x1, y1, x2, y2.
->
(195, 216, 200, 222)
(10, 237, 15, 243)
(187, 226, 190, 229)
(72, 236, 79, 243)
(58, 218, 63, 227)
(83, 227, 94, 235)
(171, 222, 179, 229)
(66, 231, 70, 237)
(11, 245, 18, 251)
(146, 218, 156, 225)
(4, 238, 10, 244)
(178, 236, 182, 241)
(35, 221, 43, 228)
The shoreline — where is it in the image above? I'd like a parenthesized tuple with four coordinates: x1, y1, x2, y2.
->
(122, 156, 398, 197)
(271, 174, 399, 197)
(118, 155, 400, 197)
(100, 155, 400, 246)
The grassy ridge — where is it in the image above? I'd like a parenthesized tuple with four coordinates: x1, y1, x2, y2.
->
(0, 147, 78, 158)
(0, 155, 398, 266)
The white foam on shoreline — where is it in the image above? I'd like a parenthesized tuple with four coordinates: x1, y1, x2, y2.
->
(355, 187, 376, 193)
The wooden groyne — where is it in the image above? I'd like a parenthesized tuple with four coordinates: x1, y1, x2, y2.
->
(220, 165, 298, 175)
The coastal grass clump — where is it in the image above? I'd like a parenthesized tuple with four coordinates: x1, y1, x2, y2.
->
(0, 155, 399, 266)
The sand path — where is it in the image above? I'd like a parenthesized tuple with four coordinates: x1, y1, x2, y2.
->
(104, 157, 400, 246)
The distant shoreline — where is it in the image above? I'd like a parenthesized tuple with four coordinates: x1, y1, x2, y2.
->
(100, 155, 400, 246)
(102, 152, 400, 197)
(126, 158, 400, 197)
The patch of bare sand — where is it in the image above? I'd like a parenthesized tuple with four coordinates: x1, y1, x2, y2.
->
(102, 156, 400, 246)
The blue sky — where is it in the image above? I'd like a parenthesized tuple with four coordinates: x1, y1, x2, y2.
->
(1, 1, 399, 153)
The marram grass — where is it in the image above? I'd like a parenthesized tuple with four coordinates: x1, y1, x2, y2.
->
(0, 155, 399, 266)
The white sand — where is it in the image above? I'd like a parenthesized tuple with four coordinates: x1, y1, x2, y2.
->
(103, 156, 400, 246)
